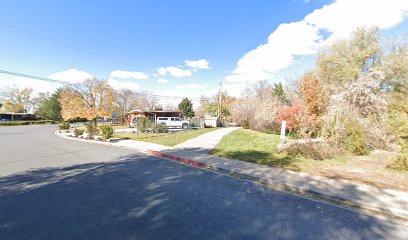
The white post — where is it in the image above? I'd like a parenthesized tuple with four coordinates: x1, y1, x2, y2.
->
(280, 120, 286, 146)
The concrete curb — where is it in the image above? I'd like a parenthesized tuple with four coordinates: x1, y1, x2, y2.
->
(55, 131, 408, 222)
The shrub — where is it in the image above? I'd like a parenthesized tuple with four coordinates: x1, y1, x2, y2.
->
(387, 153, 408, 171)
(153, 124, 168, 133)
(342, 120, 369, 155)
(275, 102, 304, 132)
(0, 120, 55, 126)
(100, 125, 114, 139)
(282, 141, 340, 160)
(74, 128, 84, 137)
(138, 118, 152, 132)
(84, 122, 98, 138)
(241, 120, 250, 129)
(59, 121, 70, 130)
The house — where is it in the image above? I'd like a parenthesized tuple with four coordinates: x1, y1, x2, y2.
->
(0, 112, 36, 122)
(127, 109, 183, 126)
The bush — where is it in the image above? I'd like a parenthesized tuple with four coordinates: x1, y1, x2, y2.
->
(100, 125, 114, 139)
(153, 124, 168, 133)
(0, 120, 55, 126)
(241, 120, 250, 129)
(387, 154, 408, 171)
(74, 128, 84, 137)
(84, 122, 98, 138)
(59, 121, 70, 130)
(342, 120, 369, 155)
(282, 141, 340, 160)
(137, 118, 152, 132)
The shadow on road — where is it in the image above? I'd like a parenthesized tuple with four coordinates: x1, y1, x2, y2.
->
(0, 153, 405, 240)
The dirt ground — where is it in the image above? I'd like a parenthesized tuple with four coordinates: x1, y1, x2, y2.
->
(304, 150, 408, 191)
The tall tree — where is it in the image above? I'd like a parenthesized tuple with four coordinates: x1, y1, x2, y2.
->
(59, 77, 114, 125)
(299, 72, 329, 137)
(113, 89, 137, 117)
(1, 101, 24, 113)
(207, 91, 236, 118)
(35, 90, 62, 120)
(271, 82, 289, 105)
(317, 27, 382, 89)
(178, 97, 195, 118)
(0, 86, 37, 113)
(196, 95, 210, 118)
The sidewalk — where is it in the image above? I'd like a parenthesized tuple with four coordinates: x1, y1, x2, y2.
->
(175, 127, 239, 153)
(56, 131, 408, 221)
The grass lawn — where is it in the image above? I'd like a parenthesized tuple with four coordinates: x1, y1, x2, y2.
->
(113, 127, 219, 146)
(212, 129, 408, 191)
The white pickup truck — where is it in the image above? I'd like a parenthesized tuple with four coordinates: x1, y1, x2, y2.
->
(156, 117, 189, 129)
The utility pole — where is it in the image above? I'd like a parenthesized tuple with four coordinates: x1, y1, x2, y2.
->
(217, 82, 222, 118)
(217, 82, 222, 127)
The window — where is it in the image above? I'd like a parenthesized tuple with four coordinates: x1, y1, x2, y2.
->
(175, 118, 181, 121)
(171, 118, 175, 121)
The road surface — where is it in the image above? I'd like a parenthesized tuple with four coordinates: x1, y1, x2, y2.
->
(0, 125, 407, 239)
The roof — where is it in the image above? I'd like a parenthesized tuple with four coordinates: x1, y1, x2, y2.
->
(127, 110, 181, 114)
(0, 112, 33, 115)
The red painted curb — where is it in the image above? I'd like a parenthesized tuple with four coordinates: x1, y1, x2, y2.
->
(147, 150, 207, 168)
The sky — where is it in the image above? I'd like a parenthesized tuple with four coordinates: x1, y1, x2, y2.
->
(0, 0, 408, 105)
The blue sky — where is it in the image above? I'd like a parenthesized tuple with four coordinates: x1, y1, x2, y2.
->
(0, 0, 407, 105)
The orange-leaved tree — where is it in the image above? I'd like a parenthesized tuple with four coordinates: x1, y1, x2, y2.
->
(299, 72, 329, 137)
(60, 77, 114, 125)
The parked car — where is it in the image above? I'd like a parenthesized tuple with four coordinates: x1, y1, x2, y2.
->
(156, 117, 189, 129)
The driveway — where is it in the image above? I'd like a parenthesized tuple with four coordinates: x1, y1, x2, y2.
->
(0, 125, 407, 239)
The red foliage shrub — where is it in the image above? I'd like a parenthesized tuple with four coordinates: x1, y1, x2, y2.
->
(275, 102, 304, 132)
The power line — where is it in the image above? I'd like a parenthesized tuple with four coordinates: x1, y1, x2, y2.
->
(0, 21, 140, 69)
(0, 69, 78, 85)
(0, 69, 202, 100)
(1, 2, 155, 64)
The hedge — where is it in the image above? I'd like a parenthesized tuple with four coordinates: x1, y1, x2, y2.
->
(0, 120, 57, 126)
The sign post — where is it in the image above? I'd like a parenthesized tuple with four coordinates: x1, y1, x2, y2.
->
(280, 120, 286, 146)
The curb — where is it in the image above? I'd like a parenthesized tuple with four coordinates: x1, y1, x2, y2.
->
(147, 150, 206, 167)
(55, 131, 408, 223)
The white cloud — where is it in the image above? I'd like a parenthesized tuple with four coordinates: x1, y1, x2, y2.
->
(222, 83, 248, 98)
(0, 76, 59, 97)
(49, 69, 93, 84)
(185, 59, 210, 69)
(157, 78, 169, 84)
(226, 0, 408, 83)
(157, 66, 192, 78)
(157, 68, 167, 76)
(305, 0, 408, 43)
(110, 70, 148, 80)
(175, 83, 209, 90)
(107, 78, 140, 91)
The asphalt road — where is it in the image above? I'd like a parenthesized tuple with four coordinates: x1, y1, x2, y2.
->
(0, 125, 407, 239)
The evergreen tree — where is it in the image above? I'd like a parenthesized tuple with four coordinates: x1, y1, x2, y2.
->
(178, 97, 195, 118)
(272, 82, 289, 105)
(36, 89, 62, 120)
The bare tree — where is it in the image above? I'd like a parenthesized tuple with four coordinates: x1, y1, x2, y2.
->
(113, 89, 137, 117)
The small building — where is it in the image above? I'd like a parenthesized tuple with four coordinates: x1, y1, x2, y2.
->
(126, 109, 183, 126)
(0, 112, 36, 121)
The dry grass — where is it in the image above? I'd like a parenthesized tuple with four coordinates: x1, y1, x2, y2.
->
(213, 129, 408, 191)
